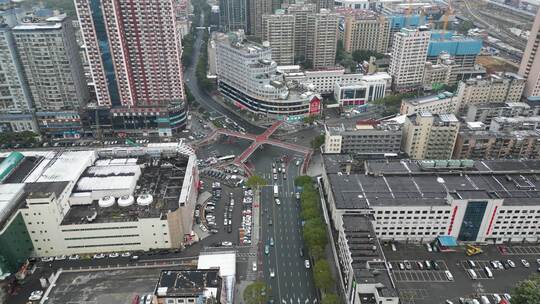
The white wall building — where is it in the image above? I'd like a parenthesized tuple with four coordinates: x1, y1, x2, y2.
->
(400, 91, 459, 115)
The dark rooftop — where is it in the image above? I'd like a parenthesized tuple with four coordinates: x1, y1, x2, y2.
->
(61, 155, 189, 225)
(24, 181, 69, 200)
(342, 215, 398, 298)
(325, 157, 540, 209)
(155, 269, 221, 298)
(3, 156, 42, 183)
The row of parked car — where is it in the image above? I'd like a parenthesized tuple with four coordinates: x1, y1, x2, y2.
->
(392, 259, 442, 271)
(198, 183, 222, 234)
(40, 251, 136, 262)
(450, 293, 512, 304)
(239, 188, 254, 245)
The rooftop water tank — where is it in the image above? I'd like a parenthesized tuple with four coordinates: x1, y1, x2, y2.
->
(137, 194, 153, 206)
(98, 196, 115, 208)
(117, 195, 134, 207)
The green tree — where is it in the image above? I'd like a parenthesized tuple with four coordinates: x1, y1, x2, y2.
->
(311, 134, 325, 149)
(352, 50, 384, 63)
(243, 281, 269, 304)
(321, 293, 341, 304)
(303, 115, 316, 124)
(314, 260, 334, 292)
(246, 175, 267, 189)
(457, 20, 474, 35)
(309, 244, 325, 261)
(512, 274, 540, 304)
(295, 176, 313, 187)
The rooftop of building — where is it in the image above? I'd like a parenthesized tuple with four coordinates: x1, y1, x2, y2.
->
(13, 14, 67, 30)
(61, 154, 190, 225)
(335, 7, 382, 19)
(324, 156, 540, 209)
(326, 120, 401, 134)
(402, 91, 455, 106)
(342, 214, 398, 298)
(155, 269, 221, 298)
(408, 112, 459, 124)
(462, 73, 525, 85)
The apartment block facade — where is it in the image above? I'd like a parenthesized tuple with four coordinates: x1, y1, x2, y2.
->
(519, 7, 540, 98)
(402, 112, 460, 160)
(12, 16, 89, 112)
(219, 0, 247, 31)
(248, 0, 272, 37)
(287, 3, 317, 60)
(324, 121, 402, 155)
(74, 0, 185, 108)
(342, 11, 390, 54)
(389, 27, 431, 91)
(456, 73, 526, 111)
(305, 10, 339, 69)
(262, 12, 295, 65)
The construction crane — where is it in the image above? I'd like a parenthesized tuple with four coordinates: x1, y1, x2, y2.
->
(442, 0, 454, 34)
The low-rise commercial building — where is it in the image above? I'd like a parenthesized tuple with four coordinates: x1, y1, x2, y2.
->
(154, 269, 222, 304)
(402, 112, 460, 159)
(322, 155, 540, 246)
(423, 53, 453, 90)
(334, 73, 391, 109)
(0, 143, 198, 263)
(324, 120, 402, 155)
(490, 116, 540, 132)
(400, 92, 459, 115)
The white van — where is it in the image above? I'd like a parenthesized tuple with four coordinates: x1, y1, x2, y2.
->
(445, 270, 454, 281)
(467, 269, 478, 280)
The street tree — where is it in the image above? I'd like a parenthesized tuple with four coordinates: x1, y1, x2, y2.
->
(243, 281, 269, 304)
(246, 175, 267, 189)
(511, 274, 540, 304)
(311, 134, 325, 149)
(314, 260, 334, 292)
(295, 176, 313, 187)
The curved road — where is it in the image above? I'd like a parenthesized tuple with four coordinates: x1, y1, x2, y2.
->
(184, 15, 265, 134)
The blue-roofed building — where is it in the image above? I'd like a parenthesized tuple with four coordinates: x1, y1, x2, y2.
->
(387, 14, 427, 49)
(428, 32, 482, 66)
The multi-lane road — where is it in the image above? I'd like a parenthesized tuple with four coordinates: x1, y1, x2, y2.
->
(257, 156, 317, 304)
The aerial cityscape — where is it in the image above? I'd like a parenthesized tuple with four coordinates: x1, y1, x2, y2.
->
(2, 0, 540, 304)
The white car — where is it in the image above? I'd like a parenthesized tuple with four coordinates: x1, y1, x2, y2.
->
(68, 254, 80, 260)
(200, 224, 208, 232)
(507, 259, 516, 268)
(28, 290, 43, 301)
(221, 241, 233, 247)
(41, 257, 54, 262)
(93, 253, 106, 259)
(275, 198, 281, 205)
(273, 174, 278, 180)
(54, 255, 66, 261)
(522, 259, 530, 268)
(270, 269, 275, 278)
(108, 253, 119, 258)
(121, 252, 131, 257)
(305, 259, 311, 269)
(252, 262, 257, 272)
(426, 243, 432, 252)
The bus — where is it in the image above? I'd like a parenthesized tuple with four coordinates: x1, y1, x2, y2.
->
(217, 155, 235, 162)
(273, 185, 279, 198)
(467, 269, 478, 280)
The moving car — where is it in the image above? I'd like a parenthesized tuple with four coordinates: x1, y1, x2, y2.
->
(265, 245, 270, 255)
(305, 260, 311, 269)
(270, 269, 275, 278)
(252, 262, 257, 272)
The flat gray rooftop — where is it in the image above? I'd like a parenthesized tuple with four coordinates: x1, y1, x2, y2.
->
(44, 268, 162, 304)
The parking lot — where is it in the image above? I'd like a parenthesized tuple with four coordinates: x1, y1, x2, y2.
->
(499, 244, 540, 255)
(389, 260, 449, 282)
(383, 243, 540, 304)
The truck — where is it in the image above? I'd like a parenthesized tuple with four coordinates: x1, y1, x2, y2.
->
(273, 185, 279, 198)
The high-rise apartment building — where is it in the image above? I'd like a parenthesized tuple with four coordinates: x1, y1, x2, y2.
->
(12, 15, 89, 112)
(287, 2, 317, 60)
(342, 10, 390, 54)
(315, 0, 334, 11)
(402, 112, 460, 160)
(519, 7, 540, 98)
(74, 0, 185, 108)
(456, 73, 525, 111)
(219, 0, 247, 31)
(0, 25, 37, 133)
(389, 27, 430, 91)
(0, 25, 32, 114)
(248, 0, 272, 37)
(262, 12, 295, 65)
(306, 10, 339, 69)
